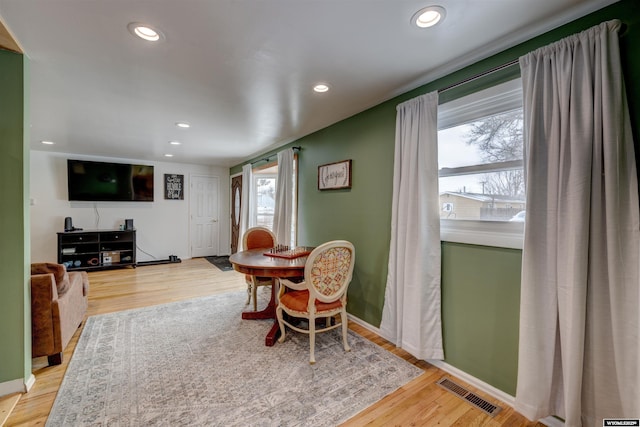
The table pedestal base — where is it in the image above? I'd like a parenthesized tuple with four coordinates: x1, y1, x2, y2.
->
(230, 249, 309, 347)
(241, 303, 275, 320)
(264, 321, 280, 346)
(241, 281, 281, 346)
(242, 303, 281, 346)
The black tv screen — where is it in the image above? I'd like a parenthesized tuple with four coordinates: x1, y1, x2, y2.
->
(67, 159, 154, 201)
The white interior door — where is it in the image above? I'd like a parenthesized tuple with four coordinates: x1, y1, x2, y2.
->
(190, 175, 219, 257)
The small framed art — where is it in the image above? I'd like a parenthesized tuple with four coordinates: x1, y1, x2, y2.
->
(318, 159, 352, 190)
(164, 174, 184, 200)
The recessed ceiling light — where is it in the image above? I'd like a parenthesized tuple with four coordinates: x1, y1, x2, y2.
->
(164, 153, 174, 157)
(412, 6, 446, 28)
(127, 22, 164, 42)
(313, 84, 330, 93)
(169, 141, 181, 145)
(41, 140, 55, 145)
(175, 122, 190, 128)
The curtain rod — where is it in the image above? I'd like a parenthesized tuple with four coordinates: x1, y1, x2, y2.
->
(438, 58, 520, 94)
(250, 146, 301, 165)
(438, 20, 627, 95)
(438, 20, 628, 94)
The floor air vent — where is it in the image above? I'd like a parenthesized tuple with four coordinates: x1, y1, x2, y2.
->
(436, 377, 502, 417)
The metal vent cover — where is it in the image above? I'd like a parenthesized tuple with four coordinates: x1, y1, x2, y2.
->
(436, 377, 503, 417)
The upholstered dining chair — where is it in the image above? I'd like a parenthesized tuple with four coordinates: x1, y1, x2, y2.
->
(276, 240, 355, 364)
(243, 226, 277, 311)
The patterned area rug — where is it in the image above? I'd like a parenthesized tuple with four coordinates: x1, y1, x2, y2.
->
(47, 291, 423, 426)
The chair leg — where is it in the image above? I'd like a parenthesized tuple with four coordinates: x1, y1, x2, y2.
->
(246, 281, 252, 305)
(276, 309, 287, 343)
(341, 311, 351, 352)
(309, 316, 316, 364)
(48, 352, 63, 366)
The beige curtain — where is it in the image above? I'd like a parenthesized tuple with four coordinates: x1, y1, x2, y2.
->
(238, 163, 255, 251)
(515, 20, 639, 426)
(379, 91, 444, 360)
(273, 148, 295, 247)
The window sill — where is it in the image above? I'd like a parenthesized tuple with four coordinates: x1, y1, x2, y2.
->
(440, 219, 524, 249)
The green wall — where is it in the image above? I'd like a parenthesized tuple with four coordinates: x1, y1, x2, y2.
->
(0, 48, 30, 387)
(441, 243, 522, 395)
(234, 0, 639, 396)
(296, 102, 396, 323)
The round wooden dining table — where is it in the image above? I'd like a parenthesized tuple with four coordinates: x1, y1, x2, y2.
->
(229, 247, 311, 346)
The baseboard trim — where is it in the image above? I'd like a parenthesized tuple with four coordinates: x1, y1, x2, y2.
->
(347, 313, 383, 336)
(347, 314, 515, 405)
(0, 374, 34, 397)
(24, 374, 35, 392)
(346, 313, 563, 426)
(539, 416, 565, 427)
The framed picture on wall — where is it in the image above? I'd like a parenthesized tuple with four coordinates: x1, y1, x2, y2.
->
(164, 174, 184, 200)
(318, 159, 352, 190)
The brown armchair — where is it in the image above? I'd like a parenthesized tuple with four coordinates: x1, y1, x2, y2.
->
(30, 263, 89, 366)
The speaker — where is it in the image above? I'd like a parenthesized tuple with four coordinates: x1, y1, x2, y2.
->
(64, 217, 73, 232)
(125, 219, 134, 230)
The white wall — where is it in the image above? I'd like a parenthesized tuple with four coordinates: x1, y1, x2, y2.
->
(30, 150, 231, 263)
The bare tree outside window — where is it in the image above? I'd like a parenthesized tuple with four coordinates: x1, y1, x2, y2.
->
(255, 176, 276, 229)
(465, 109, 524, 198)
(438, 107, 525, 221)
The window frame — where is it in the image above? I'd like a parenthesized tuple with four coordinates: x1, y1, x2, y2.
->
(248, 153, 299, 244)
(437, 78, 525, 249)
(252, 163, 277, 231)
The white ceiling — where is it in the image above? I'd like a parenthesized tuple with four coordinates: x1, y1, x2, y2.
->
(0, 0, 618, 167)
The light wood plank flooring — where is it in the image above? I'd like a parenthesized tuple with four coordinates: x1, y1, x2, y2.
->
(3, 258, 543, 426)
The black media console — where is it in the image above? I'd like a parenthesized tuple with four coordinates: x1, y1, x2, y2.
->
(57, 229, 136, 271)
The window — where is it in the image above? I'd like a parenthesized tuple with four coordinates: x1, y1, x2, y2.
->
(250, 157, 298, 245)
(253, 165, 277, 230)
(437, 78, 525, 248)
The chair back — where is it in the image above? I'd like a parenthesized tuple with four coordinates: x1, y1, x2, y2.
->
(304, 240, 355, 304)
(243, 227, 276, 250)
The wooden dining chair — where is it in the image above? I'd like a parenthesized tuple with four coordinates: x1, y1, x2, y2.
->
(243, 227, 277, 311)
(276, 240, 355, 364)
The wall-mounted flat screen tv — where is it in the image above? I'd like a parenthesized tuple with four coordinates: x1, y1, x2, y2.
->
(67, 159, 154, 201)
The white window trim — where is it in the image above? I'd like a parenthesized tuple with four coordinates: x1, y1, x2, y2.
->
(438, 78, 523, 130)
(438, 78, 524, 250)
(440, 219, 524, 249)
(439, 159, 523, 177)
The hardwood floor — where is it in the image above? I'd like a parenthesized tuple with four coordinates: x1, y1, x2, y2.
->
(4, 258, 544, 426)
